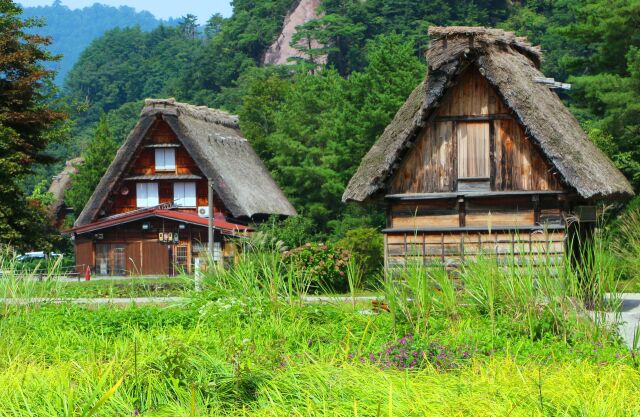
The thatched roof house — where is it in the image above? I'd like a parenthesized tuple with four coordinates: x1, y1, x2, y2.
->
(343, 26, 633, 203)
(76, 99, 296, 227)
(72, 99, 295, 276)
(342, 26, 633, 267)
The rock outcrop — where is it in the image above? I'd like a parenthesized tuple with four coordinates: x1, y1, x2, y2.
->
(263, 0, 327, 66)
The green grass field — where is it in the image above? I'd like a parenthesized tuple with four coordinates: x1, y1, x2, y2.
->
(0, 249, 637, 416)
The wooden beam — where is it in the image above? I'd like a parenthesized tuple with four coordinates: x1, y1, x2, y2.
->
(435, 114, 513, 122)
(381, 225, 566, 233)
(385, 190, 567, 201)
(458, 197, 466, 227)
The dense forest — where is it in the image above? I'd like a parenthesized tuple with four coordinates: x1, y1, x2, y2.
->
(8, 0, 640, 250)
(20, 0, 173, 84)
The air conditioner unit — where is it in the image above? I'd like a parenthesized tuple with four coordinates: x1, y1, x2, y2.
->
(197, 206, 209, 218)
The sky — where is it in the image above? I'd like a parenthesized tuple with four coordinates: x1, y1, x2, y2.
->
(18, 0, 233, 22)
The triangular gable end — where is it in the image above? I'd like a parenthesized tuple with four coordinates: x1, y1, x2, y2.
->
(389, 65, 564, 195)
(76, 99, 297, 227)
(342, 26, 633, 203)
(95, 117, 225, 221)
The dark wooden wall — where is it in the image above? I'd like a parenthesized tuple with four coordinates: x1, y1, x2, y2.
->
(106, 119, 229, 216)
(389, 67, 563, 194)
(384, 66, 571, 267)
(384, 229, 566, 267)
(75, 218, 221, 275)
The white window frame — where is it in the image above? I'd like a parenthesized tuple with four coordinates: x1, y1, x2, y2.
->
(173, 182, 196, 207)
(136, 183, 159, 208)
(155, 148, 176, 171)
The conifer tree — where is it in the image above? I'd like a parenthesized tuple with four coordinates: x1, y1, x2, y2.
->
(0, 0, 67, 250)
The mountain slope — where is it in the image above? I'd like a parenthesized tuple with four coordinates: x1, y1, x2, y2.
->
(20, 1, 174, 84)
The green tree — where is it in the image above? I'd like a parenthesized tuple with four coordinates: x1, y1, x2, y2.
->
(66, 116, 118, 216)
(239, 34, 424, 233)
(178, 14, 198, 39)
(290, 14, 366, 74)
(0, 0, 67, 250)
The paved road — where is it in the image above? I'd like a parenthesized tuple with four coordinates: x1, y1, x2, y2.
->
(0, 296, 189, 305)
(13, 275, 175, 283)
(598, 293, 640, 349)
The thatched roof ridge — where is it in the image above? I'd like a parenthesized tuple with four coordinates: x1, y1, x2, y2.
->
(142, 98, 240, 129)
(343, 26, 633, 203)
(75, 100, 295, 226)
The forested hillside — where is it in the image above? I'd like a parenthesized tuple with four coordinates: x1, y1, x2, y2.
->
(21, 0, 640, 247)
(20, 1, 173, 85)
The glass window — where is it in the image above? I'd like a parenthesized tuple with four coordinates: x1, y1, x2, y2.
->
(155, 148, 176, 171)
(136, 183, 159, 208)
(173, 182, 196, 207)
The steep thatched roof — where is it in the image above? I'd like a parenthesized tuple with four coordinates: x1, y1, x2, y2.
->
(76, 99, 296, 226)
(343, 26, 634, 203)
(48, 157, 83, 225)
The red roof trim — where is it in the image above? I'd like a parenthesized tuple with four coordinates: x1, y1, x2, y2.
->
(69, 208, 251, 236)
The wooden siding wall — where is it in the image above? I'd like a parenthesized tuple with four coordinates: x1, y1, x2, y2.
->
(75, 218, 217, 275)
(385, 230, 566, 267)
(106, 119, 229, 216)
(389, 196, 563, 230)
(389, 67, 562, 194)
(386, 192, 566, 265)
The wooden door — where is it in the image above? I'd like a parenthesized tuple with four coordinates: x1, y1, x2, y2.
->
(125, 242, 142, 276)
(457, 122, 490, 178)
(142, 240, 169, 275)
(75, 238, 94, 274)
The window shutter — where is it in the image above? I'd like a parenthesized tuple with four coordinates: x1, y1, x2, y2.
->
(184, 182, 196, 206)
(147, 183, 159, 206)
(173, 182, 195, 206)
(155, 149, 165, 170)
(173, 183, 185, 206)
(164, 149, 176, 170)
(136, 183, 147, 207)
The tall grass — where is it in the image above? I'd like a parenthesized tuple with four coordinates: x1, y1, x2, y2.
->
(0, 302, 635, 417)
(0, 224, 632, 416)
(612, 206, 640, 279)
(0, 248, 65, 304)
(384, 228, 621, 344)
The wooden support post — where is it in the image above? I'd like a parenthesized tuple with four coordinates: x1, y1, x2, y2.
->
(458, 197, 466, 227)
(532, 194, 540, 225)
(489, 120, 496, 190)
(383, 234, 388, 281)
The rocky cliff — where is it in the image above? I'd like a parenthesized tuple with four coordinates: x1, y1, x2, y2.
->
(263, 0, 327, 66)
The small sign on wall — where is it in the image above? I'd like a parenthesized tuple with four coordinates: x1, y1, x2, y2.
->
(158, 232, 179, 243)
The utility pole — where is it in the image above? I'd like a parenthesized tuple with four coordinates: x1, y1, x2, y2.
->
(208, 179, 214, 259)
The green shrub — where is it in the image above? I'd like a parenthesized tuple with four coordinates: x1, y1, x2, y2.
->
(283, 243, 351, 292)
(255, 214, 317, 250)
(337, 227, 383, 287)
